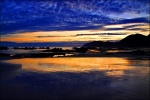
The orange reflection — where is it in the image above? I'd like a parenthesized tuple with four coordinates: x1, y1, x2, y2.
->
(106, 71, 124, 77)
(4, 57, 149, 77)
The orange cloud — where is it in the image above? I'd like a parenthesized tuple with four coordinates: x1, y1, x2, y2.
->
(1, 23, 149, 43)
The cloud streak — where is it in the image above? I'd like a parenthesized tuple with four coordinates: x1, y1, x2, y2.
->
(75, 33, 126, 36)
(36, 35, 68, 38)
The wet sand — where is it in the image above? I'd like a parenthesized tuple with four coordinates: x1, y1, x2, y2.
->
(0, 57, 149, 100)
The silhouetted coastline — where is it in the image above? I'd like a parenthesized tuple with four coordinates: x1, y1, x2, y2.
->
(83, 34, 150, 48)
(0, 34, 150, 58)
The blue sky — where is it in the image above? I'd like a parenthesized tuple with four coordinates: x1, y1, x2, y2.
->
(0, 0, 149, 46)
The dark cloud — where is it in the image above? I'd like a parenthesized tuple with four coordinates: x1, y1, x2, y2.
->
(123, 24, 147, 29)
(104, 28, 126, 31)
(117, 17, 149, 24)
(75, 33, 126, 36)
(126, 28, 148, 31)
(103, 19, 149, 32)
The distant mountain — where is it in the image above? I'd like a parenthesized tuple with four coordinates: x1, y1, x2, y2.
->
(83, 41, 115, 48)
(83, 34, 150, 48)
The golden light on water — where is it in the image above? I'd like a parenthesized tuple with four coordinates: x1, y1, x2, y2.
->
(4, 57, 149, 77)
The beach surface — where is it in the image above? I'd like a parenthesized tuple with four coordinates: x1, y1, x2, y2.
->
(0, 56, 149, 100)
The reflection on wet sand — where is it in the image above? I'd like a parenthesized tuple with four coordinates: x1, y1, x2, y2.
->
(4, 57, 149, 77)
(1, 57, 149, 100)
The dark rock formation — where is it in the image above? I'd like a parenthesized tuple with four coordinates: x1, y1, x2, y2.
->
(83, 34, 150, 48)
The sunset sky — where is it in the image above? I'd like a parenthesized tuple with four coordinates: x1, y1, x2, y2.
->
(0, 0, 149, 46)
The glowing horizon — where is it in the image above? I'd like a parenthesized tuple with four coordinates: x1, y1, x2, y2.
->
(0, 0, 149, 43)
(1, 22, 149, 43)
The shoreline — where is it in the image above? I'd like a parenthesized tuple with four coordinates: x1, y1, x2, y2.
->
(0, 53, 149, 61)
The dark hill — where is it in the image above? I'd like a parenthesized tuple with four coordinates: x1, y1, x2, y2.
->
(83, 41, 115, 48)
(83, 34, 150, 48)
(119, 34, 150, 47)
